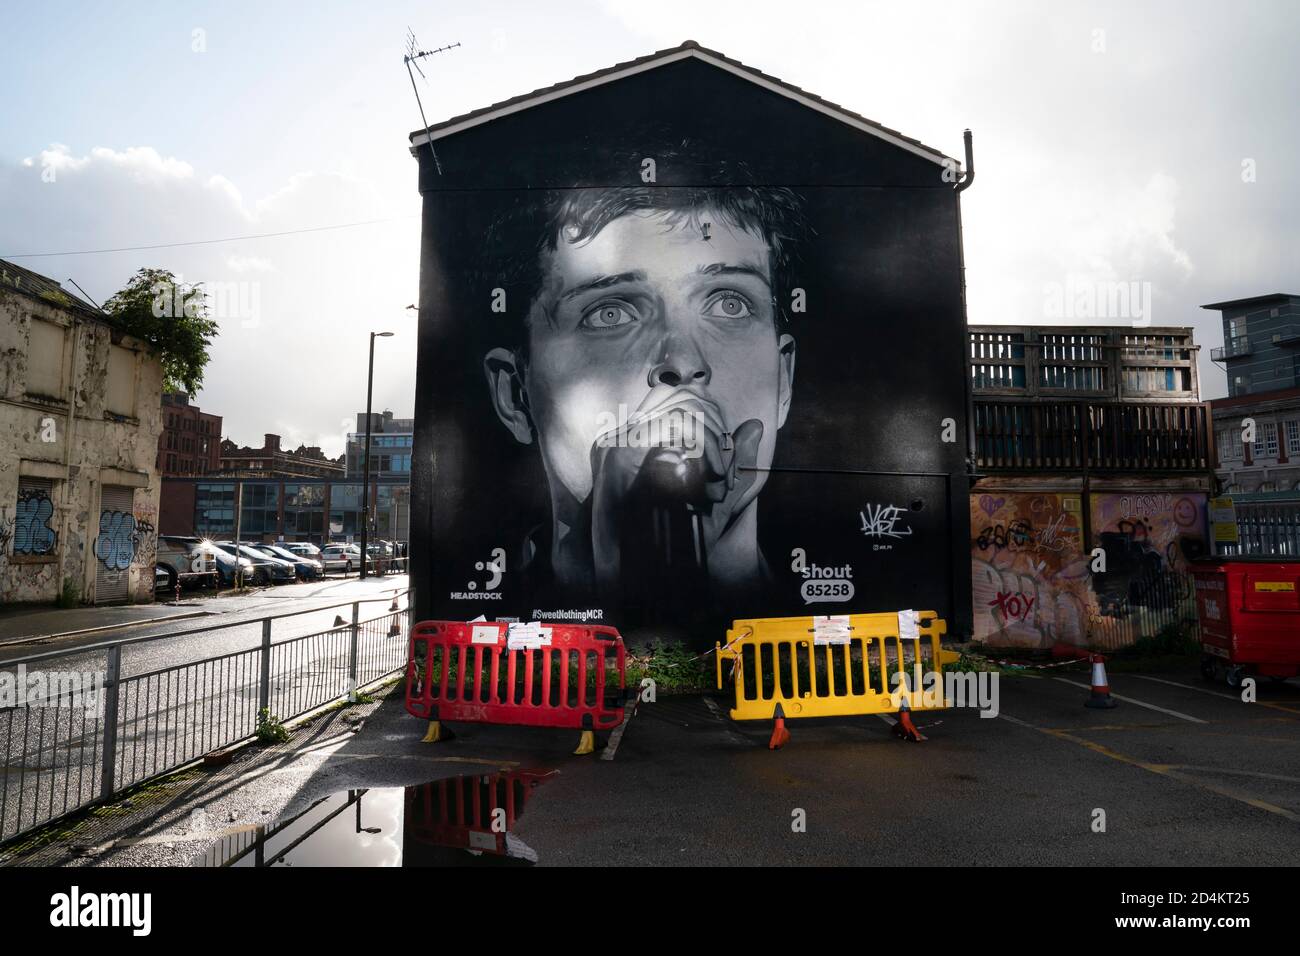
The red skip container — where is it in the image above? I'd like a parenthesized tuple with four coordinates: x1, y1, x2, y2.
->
(1191, 558, 1300, 687)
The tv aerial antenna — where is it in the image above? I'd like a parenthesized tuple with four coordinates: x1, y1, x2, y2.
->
(404, 28, 460, 175)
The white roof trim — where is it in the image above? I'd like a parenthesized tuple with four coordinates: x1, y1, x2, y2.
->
(410, 47, 955, 168)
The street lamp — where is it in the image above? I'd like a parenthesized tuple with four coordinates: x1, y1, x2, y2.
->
(360, 331, 394, 579)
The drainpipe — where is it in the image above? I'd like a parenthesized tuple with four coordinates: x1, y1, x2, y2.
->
(954, 129, 977, 641)
(955, 129, 975, 193)
(56, 321, 82, 602)
(955, 130, 977, 477)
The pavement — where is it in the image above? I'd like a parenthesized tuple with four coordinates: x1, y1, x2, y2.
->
(8, 655, 1300, 867)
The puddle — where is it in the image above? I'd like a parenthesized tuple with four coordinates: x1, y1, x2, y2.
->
(194, 769, 557, 867)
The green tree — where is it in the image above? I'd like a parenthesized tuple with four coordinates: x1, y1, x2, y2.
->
(103, 268, 220, 394)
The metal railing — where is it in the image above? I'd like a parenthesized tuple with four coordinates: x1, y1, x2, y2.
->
(1210, 336, 1252, 361)
(0, 590, 412, 850)
(1219, 496, 1300, 557)
(973, 399, 1212, 473)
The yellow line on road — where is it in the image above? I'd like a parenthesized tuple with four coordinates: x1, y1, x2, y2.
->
(999, 712, 1300, 824)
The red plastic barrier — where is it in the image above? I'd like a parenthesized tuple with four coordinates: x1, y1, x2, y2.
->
(404, 770, 556, 858)
(405, 620, 627, 730)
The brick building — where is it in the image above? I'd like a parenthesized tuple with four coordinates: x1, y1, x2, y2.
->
(157, 392, 221, 476)
(216, 433, 344, 479)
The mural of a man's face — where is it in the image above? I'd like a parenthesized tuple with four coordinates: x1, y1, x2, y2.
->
(485, 200, 797, 593)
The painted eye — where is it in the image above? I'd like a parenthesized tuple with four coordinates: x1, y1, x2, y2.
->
(705, 292, 753, 319)
(581, 303, 636, 329)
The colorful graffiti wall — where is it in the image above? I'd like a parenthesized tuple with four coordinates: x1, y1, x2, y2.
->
(971, 491, 1207, 649)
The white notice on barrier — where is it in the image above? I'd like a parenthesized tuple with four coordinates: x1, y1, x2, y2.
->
(506, 621, 553, 650)
(897, 609, 920, 641)
(471, 624, 500, 645)
(812, 614, 852, 645)
(467, 830, 496, 850)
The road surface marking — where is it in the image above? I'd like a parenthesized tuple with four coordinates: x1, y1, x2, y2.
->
(600, 698, 638, 761)
(1052, 678, 1206, 723)
(1045, 723, 1177, 732)
(702, 695, 760, 745)
(999, 712, 1300, 824)
(1126, 674, 1300, 717)
(1164, 765, 1300, 785)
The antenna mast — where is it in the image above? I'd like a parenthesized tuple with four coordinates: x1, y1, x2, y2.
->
(404, 28, 460, 175)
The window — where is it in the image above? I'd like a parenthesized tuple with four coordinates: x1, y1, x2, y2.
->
(14, 477, 58, 557)
(26, 320, 68, 398)
(105, 345, 137, 417)
(195, 484, 236, 536)
(1219, 429, 1243, 461)
(1285, 420, 1300, 456)
(1253, 421, 1279, 459)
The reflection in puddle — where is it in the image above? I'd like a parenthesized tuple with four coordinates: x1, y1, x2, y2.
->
(195, 770, 556, 867)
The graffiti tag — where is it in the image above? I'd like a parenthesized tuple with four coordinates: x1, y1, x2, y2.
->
(94, 510, 138, 571)
(989, 591, 1036, 622)
(860, 504, 913, 540)
(15, 488, 57, 555)
(976, 520, 1033, 552)
(1032, 512, 1074, 554)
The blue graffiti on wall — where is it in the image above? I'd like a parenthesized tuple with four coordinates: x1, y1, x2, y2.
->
(94, 510, 138, 571)
(15, 488, 57, 555)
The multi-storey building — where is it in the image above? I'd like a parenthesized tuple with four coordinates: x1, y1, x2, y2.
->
(1206, 293, 1300, 398)
(157, 392, 221, 476)
(345, 410, 413, 479)
(1203, 294, 1300, 494)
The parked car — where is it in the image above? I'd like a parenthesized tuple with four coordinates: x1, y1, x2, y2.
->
(155, 536, 220, 591)
(214, 542, 296, 585)
(281, 542, 324, 562)
(254, 544, 323, 581)
(154, 565, 174, 594)
(319, 543, 362, 574)
(211, 548, 256, 587)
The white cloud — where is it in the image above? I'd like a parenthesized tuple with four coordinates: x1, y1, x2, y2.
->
(0, 144, 418, 456)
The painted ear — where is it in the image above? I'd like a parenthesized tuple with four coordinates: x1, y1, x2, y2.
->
(776, 333, 796, 428)
(483, 347, 535, 445)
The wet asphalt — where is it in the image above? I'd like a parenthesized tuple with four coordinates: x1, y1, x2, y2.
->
(20, 657, 1300, 867)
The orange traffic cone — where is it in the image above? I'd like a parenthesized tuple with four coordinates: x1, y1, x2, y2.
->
(389, 596, 400, 612)
(768, 703, 790, 750)
(892, 697, 924, 741)
(1084, 653, 1118, 709)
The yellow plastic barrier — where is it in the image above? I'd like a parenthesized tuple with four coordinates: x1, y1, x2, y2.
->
(715, 610, 959, 723)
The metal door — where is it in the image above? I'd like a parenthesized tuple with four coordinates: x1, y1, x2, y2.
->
(94, 485, 135, 604)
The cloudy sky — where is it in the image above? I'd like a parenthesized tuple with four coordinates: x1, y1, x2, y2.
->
(2, 0, 1296, 455)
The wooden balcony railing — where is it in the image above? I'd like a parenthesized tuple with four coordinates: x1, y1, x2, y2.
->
(973, 400, 1212, 473)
